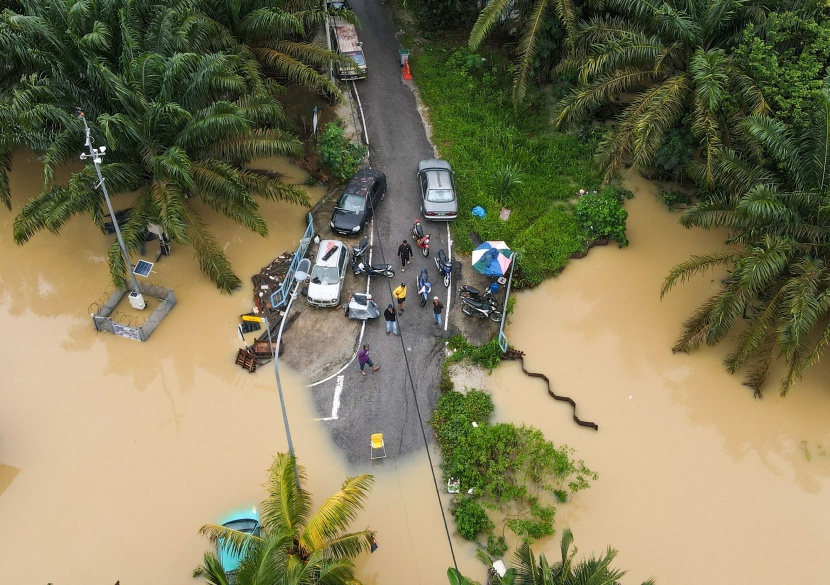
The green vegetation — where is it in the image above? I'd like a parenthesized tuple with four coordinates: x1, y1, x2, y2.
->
(0, 0, 341, 292)
(663, 83, 830, 396)
(320, 122, 367, 183)
(447, 335, 504, 370)
(411, 0, 830, 394)
(195, 453, 374, 585)
(574, 187, 632, 247)
(449, 529, 656, 585)
(430, 389, 596, 543)
(412, 46, 614, 286)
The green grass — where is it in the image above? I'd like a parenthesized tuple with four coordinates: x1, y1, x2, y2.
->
(410, 44, 603, 287)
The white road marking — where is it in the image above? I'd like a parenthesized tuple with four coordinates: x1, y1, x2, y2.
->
(318, 375, 345, 421)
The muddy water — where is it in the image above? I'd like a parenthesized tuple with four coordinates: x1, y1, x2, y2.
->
(0, 151, 479, 585)
(488, 175, 830, 584)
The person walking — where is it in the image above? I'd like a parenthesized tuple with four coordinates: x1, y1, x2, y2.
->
(393, 283, 406, 314)
(432, 296, 444, 328)
(357, 344, 379, 375)
(397, 239, 413, 272)
(384, 304, 398, 335)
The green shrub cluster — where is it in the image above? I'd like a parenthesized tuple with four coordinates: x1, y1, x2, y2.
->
(574, 187, 632, 247)
(411, 45, 603, 287)
(447, 335, 503, 370)
(430, 389, 596, 543)
(320, 122, 366, 183)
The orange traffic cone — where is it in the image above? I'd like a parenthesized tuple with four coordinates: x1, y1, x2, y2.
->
(402, 58, 412, 81)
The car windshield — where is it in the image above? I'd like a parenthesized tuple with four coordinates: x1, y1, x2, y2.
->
(337, 193, 365, 212)
(343, 51, 366, 67)
(311, 265, 340, 285)
(427, 188, 454, 203)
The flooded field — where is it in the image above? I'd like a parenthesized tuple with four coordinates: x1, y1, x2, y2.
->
(3, 153, 828, 585)
(488, 175, 830, 584)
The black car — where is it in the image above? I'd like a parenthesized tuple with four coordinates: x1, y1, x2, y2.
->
(330, 169, 386, 236)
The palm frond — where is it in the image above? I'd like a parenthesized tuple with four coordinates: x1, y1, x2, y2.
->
(182, 207, 243, 292)
(661, 251, 739, 297)
(469, 0, 518, 51)
(301, 473, 374, 553)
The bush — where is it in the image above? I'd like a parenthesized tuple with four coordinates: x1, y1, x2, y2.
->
(487, 535, 508, 557)
(320, 123, 366, 183)
(431, 388, 597, 542)
(452, 498, 492, 540)
(575, 188, 630, 247)
(447, 335, 503, 370)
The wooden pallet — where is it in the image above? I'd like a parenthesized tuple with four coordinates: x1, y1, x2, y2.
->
(235, 348, 258, 372)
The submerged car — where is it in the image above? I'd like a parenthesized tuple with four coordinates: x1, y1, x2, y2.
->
(307, 240, 349, 307)
(417, 159, 458, 221)
(330, 169, 386, 235)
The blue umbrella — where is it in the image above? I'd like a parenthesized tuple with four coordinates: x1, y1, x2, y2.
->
(471, 241, 514, 276)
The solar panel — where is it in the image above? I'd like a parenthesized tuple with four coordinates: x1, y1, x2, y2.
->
(133, 260, 153, 277)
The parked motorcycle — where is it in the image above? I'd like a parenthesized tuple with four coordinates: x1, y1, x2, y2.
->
(434, 249, 452, 287)
(354, 261, 395, 278)
(417, 268, 432, 307)
(351, 235, 395, 277)
(411, 219, 430, 257)
(460, 295, 502, 322)
(350, 235, 369, 270)
(352, 236, 395, 278)
(458, 284, 498, 307)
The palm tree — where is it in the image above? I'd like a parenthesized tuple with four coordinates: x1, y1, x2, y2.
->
(193, 0, 354, 100)
(0, 0, 308, 292)
(448, 529, 653, 585)
(553, 0, 767, 182)
(468, 0, 579, 105)
(662, 83, 830, 396)
(195, 453, 375, 585)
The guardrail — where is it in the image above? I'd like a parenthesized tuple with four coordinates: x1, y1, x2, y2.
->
(497, 254, 517, 353)
(270, 212, 315, 310)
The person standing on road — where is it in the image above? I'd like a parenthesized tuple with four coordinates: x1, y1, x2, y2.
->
(384, 304, 398, 335)
(393, 283, 406, 314)
(432, 296, 444, 328)
(397, 240, 413, 272)
(357, 344, 379, 375)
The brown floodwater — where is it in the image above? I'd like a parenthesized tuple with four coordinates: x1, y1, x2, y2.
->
(0, 151, 482, 585)
(488, 175, 830, 584)
(3, 154, 827, 585)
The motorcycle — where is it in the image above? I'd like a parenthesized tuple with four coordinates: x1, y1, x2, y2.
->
(411, 219, 430, 257)
(458, 284, 498, 307)
(343, 292, 380, 320)
(354, 261, 395, 278)
(350, 235, 369, 270)
(417, 268, 432, 307)
(460, 295, 502, 322)
(351, 235, 395, 278)
(434, 249, 452, 287)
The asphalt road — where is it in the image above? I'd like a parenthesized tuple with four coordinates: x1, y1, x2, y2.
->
(308, 0, 455, 465)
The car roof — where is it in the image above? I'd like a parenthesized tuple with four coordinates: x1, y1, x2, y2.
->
(314, 240, 346, 267)
(418, 159, 452, 173)
(343, 169, 386, 196)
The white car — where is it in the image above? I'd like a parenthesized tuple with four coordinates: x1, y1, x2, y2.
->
(307, 240, 349, 307)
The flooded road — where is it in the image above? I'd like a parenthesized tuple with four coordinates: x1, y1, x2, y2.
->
(3, 152, 827, 585)
(0, 151, 479, 585)
(490, 175, 830, 584)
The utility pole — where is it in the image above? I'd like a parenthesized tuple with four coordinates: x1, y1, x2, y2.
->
(79, 111, 146, 310)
